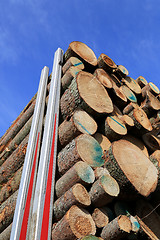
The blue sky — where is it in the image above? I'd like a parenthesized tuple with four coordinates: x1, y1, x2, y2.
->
(0, 0, 160, 136)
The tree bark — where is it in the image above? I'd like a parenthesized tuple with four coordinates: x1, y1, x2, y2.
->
(0, 223, 12, 240)
(0, 166, 22, 204)
(0, 116, 32, 165)
(55, 161, 95, 198)
(52, 205, 96, 240)
(60, 71, 113, 120)
(57, 134, 104, 175)
(104, 140, 158, 197)
(58, 109, 97, 147)
(62, 57, 84, 75)
(0, 190, 18, 233)
(101, 215, 132, 240)
(53, 183, 91, 221)
(142, 132, 160, 152)
(61, 66, 82, 90)
(0, 135, 28, 184)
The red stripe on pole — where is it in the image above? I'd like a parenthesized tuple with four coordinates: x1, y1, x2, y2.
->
(19, 132, 40, 240)
(40, 114, 57, 240)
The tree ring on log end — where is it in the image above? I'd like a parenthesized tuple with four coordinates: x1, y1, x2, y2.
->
(69, 41, 97, 66)
(100, 53, 117, 69)
(73, 110, 97, 135)
(72, 184, 91, 206)
(121, 85, 137, 103)
(77, 134, 104, 167)
(69, 206, 96, 238)
(77, 71, 113, 114)
(118, 215, 132, 233)
(133, 108, 152, 131)
(112, 140, 158, 196)
(107, 116, 127, 135)
(75, 161, 95, 184)
(100, 175, 120, 197)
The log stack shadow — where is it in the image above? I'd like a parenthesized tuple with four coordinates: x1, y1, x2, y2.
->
(1, 41, 160, 239)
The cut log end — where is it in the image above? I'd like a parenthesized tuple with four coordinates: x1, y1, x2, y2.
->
(94, 68, 113, 89)
(118, 215, 132, 233)
(123, 77, 142, 95)
(72, 183, 91, 206)
(77, 71, 113, 114)
(100, 175, 120, 197)
(121, 85, 137, 103)
(93, 133, 111, 152)
(73, 110, 97, 135)
(98, 53, 117, 72)
(68, 206, 96, 238)
(92, 208, 109, 228)
(66, 41, 98, 66)
(77, 134, 104, 167)
(111, 140, 158, 196)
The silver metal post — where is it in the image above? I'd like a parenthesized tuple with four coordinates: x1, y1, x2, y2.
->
(10, 66, 49, 240)
(29, 48, 63, 240)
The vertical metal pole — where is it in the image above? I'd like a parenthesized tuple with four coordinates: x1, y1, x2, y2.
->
(29, 48, 63, 240)
(10, 66, 49, 240)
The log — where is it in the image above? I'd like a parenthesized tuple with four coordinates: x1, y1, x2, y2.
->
(122, 77, 142, 95)
(141, 82, 160, 98)
(58, 109, 97, 147)
(118, 115, 134, 129)
(51, 205, 96, 240)
(0, 223, 12, 240)
(100, 215, 132, 240)
(141, 91, 160, 117)
(142, 132, 160, 152)
(0, 135, 28, 184)
(136, 76, 148, 88)
(0, 93, 36, 153)
(62, 57, 84, 74)
(122, 134, 149, 157)
(122, 102, 139, 115)
(150, 150, 160, 167)
(101, 115, 127, 141)
(108, 82, 127, 109)
(60, 71, 113, 120)
(0, 115, 32, 165)
(0, 166, 22, 204)
(55, 161, 95, 198)
(64, 41, 97, 72)
(104, 140, 158, 197)
(57, 134, 104, 175)
(92, 208, 109, 228)
(94, 68, 113, 89)
(120, 85, 137, 103)
(115, 65, 129, 78)
(0, 190, 18, 233)
(136, 215, 159, 240)
(89, 175, 120, 207)
(136, 199, 160, 238)
(61, 66, 82, 90)
(53, 183, 91, 221)
(97, 53, 117, 73)
(128, 107, 152, 135)
(93, 133, 111, 152)
(94, 167, 110, 180)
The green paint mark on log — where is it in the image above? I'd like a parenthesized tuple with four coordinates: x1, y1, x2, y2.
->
(92, 142, 104, 167)
(78, 165, 95, 183)
(75, 120, 91, 134)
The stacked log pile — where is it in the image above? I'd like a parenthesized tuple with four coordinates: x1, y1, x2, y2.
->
(1, 41, 160, 239)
